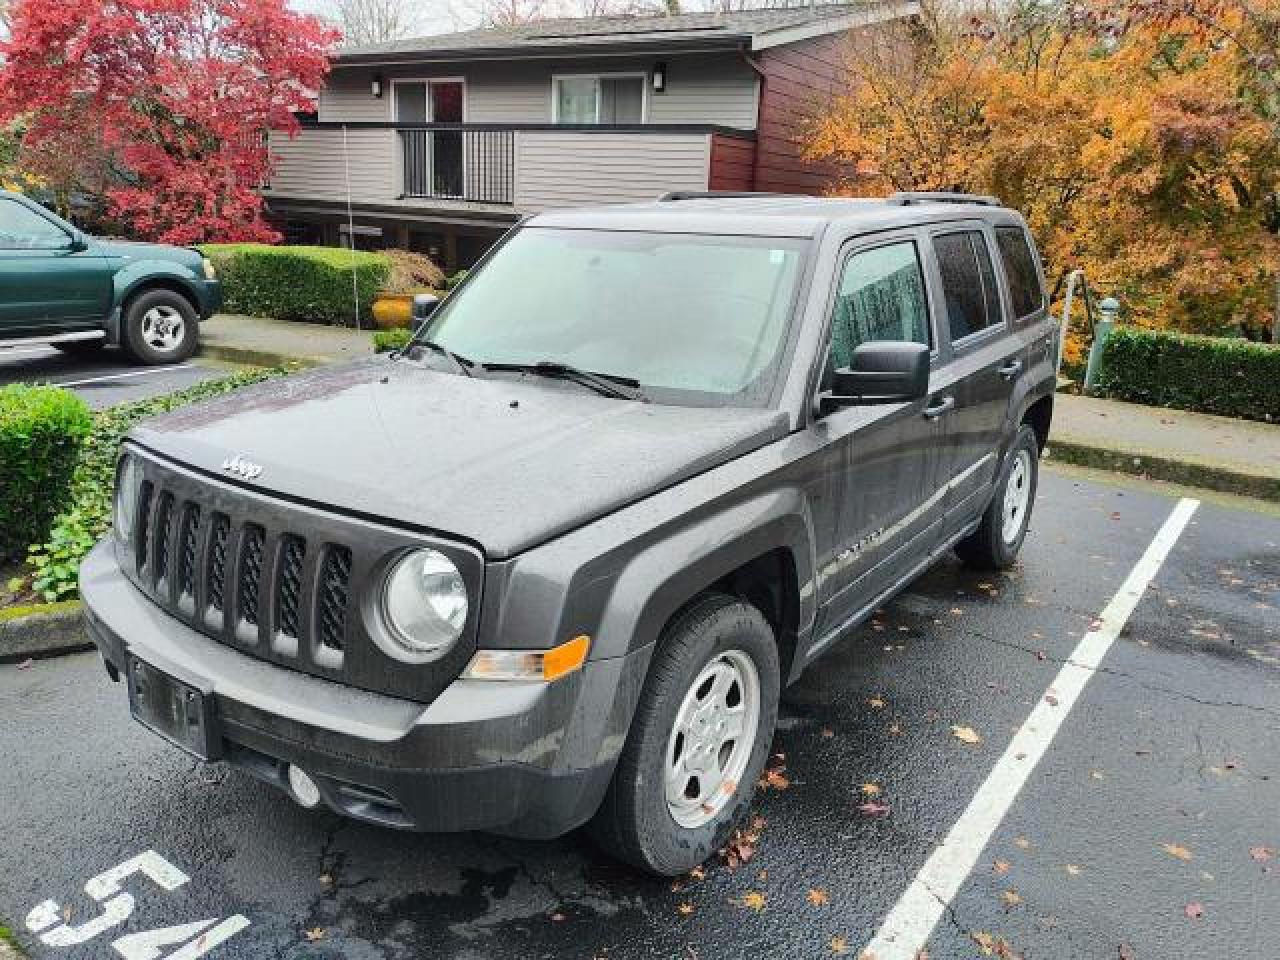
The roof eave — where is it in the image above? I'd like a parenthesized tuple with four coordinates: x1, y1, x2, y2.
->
(748, 0, 920, 51)
(334, 35, 751, 66)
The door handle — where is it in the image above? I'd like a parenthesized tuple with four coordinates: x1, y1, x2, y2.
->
(998, 358, 1024, 380)
(923, 395, 955, 420)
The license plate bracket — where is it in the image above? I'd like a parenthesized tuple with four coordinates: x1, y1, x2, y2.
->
(126, 655, 221, 761)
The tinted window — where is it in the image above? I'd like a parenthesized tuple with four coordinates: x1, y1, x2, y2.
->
(830, 241, 930, 369)
(995, 226, 1045, 318)
(0, 199, 69, 251)
(934, 231, 1002, 342)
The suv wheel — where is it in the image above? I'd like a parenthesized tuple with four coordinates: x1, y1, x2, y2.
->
(589, 594, 780, 875)
(122, 289, 198, 365)
(956, 424, 1040, 570)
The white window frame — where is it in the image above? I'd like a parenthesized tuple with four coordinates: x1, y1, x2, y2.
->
(550, 72, 649, 124)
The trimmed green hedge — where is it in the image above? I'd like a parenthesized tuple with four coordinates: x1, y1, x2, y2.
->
(1094, 327, 1280, 422)
(0, 386, 92, 561)
(201, 244, 390, 326)
(372, 328, 413, 353)
(26, 368, 287, 602)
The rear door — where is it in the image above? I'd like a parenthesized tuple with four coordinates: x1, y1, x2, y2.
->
(813, 230, 949, 635)
(0, 196, 111, 335)
(923, 223, 1020, 537)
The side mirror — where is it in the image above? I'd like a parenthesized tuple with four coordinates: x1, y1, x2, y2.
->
(820, 341, 930, 414)
(66, 230, 89, 253)
(411, 293, 440, 325)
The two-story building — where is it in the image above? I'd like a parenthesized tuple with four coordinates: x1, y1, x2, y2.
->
(264, 1, 917, 270)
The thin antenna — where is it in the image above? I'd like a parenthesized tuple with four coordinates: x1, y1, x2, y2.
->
(341, 124, 360, 328)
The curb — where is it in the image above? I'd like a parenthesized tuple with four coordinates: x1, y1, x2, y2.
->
(198, 343, 332, 369)
(1046, 438, 1280, 503)
(0, 602, 91, 664)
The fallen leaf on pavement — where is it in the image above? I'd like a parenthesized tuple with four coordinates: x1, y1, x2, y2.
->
(1065, 864, 1082, 876)
(759, 765, 790, 791)
(822, 727, 835, 738)
(860, 783, 882, 797)
(734, 891, 766, 911)
(868, 696, 886, 709)
(318, 873, 333, 886)
(1161, 843, 1193, 861)
(1001, 889, 1023, 907)
(951, 725, 982, 745)
(993, 860, 1010, 875)
(1119, 944, 1136, 960)
(304, 928, 325, 942)
(1184, 901, 1204, 919)
(1044, 694, 1059, 706)
(688, 865, 706, 881)
(858, 801, 891, 816)
(1249, 846, 1273, 862)
(807, 888, 830, 906)
(551, 912, 566, 922)
(677, 902, 694, 916)
(972, 932, 995, 954)
(1014, 837, 1031, 850)
(830, 936, 848, 954)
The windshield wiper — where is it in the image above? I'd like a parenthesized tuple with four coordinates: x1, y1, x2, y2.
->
(407, 339, 476, 378)
(484, 361, 646, 401)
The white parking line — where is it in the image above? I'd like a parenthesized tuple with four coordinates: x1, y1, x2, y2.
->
(862, 496, 1200, 960)
(50, 365, 195, 388)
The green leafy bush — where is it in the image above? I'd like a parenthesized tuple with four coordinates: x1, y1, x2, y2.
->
(26, 368, 287, 601)
(372, 328, 413, 353)
(0, 385, 91, 561)
(445, 269, 469, 290)
(1094, 327, 1280, 422)
(201, 243, 390, 325)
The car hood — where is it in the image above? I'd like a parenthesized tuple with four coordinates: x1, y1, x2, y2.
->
(95, 238, 202, 267)
(128, 360, 789, 558)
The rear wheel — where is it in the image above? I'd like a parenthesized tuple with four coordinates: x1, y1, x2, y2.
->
(589, 594, 780, 876)
(122, 289, 198, 365)
(955, 424, 1040, 570)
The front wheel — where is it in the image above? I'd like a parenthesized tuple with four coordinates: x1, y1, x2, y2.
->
(955, 424, 1040, 570)
(589, 594, 780, 875)
(122, 289, 198, 365)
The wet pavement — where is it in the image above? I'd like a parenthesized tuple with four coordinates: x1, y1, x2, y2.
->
(0, 345, 234, 408)
(1, 466, 1276, 959)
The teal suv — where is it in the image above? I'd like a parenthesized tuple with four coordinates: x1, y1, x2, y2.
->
(0, 190, 221, 364)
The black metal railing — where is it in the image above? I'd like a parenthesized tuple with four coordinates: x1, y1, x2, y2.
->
(399, 127, 515, 205)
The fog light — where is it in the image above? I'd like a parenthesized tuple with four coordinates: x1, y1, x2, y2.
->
(287, 765, 321, 809)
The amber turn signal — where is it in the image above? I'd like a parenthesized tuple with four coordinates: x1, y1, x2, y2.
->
(463, 634, 591, 682)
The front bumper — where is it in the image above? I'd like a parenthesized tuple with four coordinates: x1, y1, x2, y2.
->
(81, 541, 649, 838)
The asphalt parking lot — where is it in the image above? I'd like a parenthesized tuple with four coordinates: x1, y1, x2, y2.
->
(1, 465, 1276, 960)
(0, 345, 233, 407)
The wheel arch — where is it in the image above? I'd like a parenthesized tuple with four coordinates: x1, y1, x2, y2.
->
(115, 267, 202, 319)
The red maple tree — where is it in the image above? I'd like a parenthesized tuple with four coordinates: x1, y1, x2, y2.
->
(0, 0, 339, 244)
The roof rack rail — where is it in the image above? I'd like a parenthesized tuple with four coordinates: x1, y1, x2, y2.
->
(658, 190, 789, 202)
(888, 191, 1001, 207)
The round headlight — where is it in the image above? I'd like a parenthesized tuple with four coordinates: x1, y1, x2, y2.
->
(114, 455, 142, 544)
(382, 549, 468, 656)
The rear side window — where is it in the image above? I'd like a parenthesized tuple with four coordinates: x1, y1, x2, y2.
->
(829, 241, 930, 369)
(995, 226, 1045, 319)
(933, 231, 1003, 343)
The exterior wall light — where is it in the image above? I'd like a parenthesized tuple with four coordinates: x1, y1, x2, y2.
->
(371, 74, 384, 98)
(652, 62, 666, 93)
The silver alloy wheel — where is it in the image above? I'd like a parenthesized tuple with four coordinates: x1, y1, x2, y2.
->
(1002, 448, 1033, 544)
(140, 304, 186, 354)
(665, 648, 761, 829)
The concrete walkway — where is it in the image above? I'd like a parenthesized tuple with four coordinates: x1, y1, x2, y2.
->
(1049, 393, 1279, 501)
(195, 313, 1280, 500)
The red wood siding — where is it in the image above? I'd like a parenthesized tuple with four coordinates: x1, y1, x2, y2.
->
(708, 134, 757, 192)
(753, 34, 852, 195)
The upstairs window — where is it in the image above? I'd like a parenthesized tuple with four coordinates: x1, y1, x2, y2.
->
(553, 75, 645, 124)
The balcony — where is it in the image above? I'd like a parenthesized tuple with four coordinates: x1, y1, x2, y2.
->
(265, 122, 756, 217)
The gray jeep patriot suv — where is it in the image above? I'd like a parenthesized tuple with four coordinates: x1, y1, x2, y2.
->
(82, 192, 1056, 875)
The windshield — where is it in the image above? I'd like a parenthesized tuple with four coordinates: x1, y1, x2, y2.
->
(421, 228, 808, 405)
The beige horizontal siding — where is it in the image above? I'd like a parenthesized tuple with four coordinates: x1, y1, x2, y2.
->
(514, 131, 710, 211)
(267, 129, 398, 205)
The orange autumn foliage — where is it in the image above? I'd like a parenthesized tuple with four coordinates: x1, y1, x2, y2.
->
(806, 0, 1280, 342)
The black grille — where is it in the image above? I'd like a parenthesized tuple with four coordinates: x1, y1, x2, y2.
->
(276, 535, 306, 639)
(238, 525, 265, 627)
(153, 492, 174, 582)
(317, 546, 352, 651)
(178, 503, 201, 598)
(136, 481, 154, 571)
(207, 512, 230, 613)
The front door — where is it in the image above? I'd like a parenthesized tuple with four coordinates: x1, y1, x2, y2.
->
(924, 225, 1018, 536)
(0, 197, 110, 335)
(813, 234, 948, 638)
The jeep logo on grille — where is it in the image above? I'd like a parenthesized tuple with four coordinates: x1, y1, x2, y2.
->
(222, 455, 263, 481)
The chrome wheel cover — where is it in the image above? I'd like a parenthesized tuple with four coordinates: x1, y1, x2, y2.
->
(140, 305, 186, 353)
(1002, 448, 1033, 544)
(665, 649, 761, 829)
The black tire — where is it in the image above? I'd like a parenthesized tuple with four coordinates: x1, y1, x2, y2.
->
(52, 339, 106, 356)
(122, 289, 198, 365)
(955, 424, 1040, 570)
(588, 593, 780, 876)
